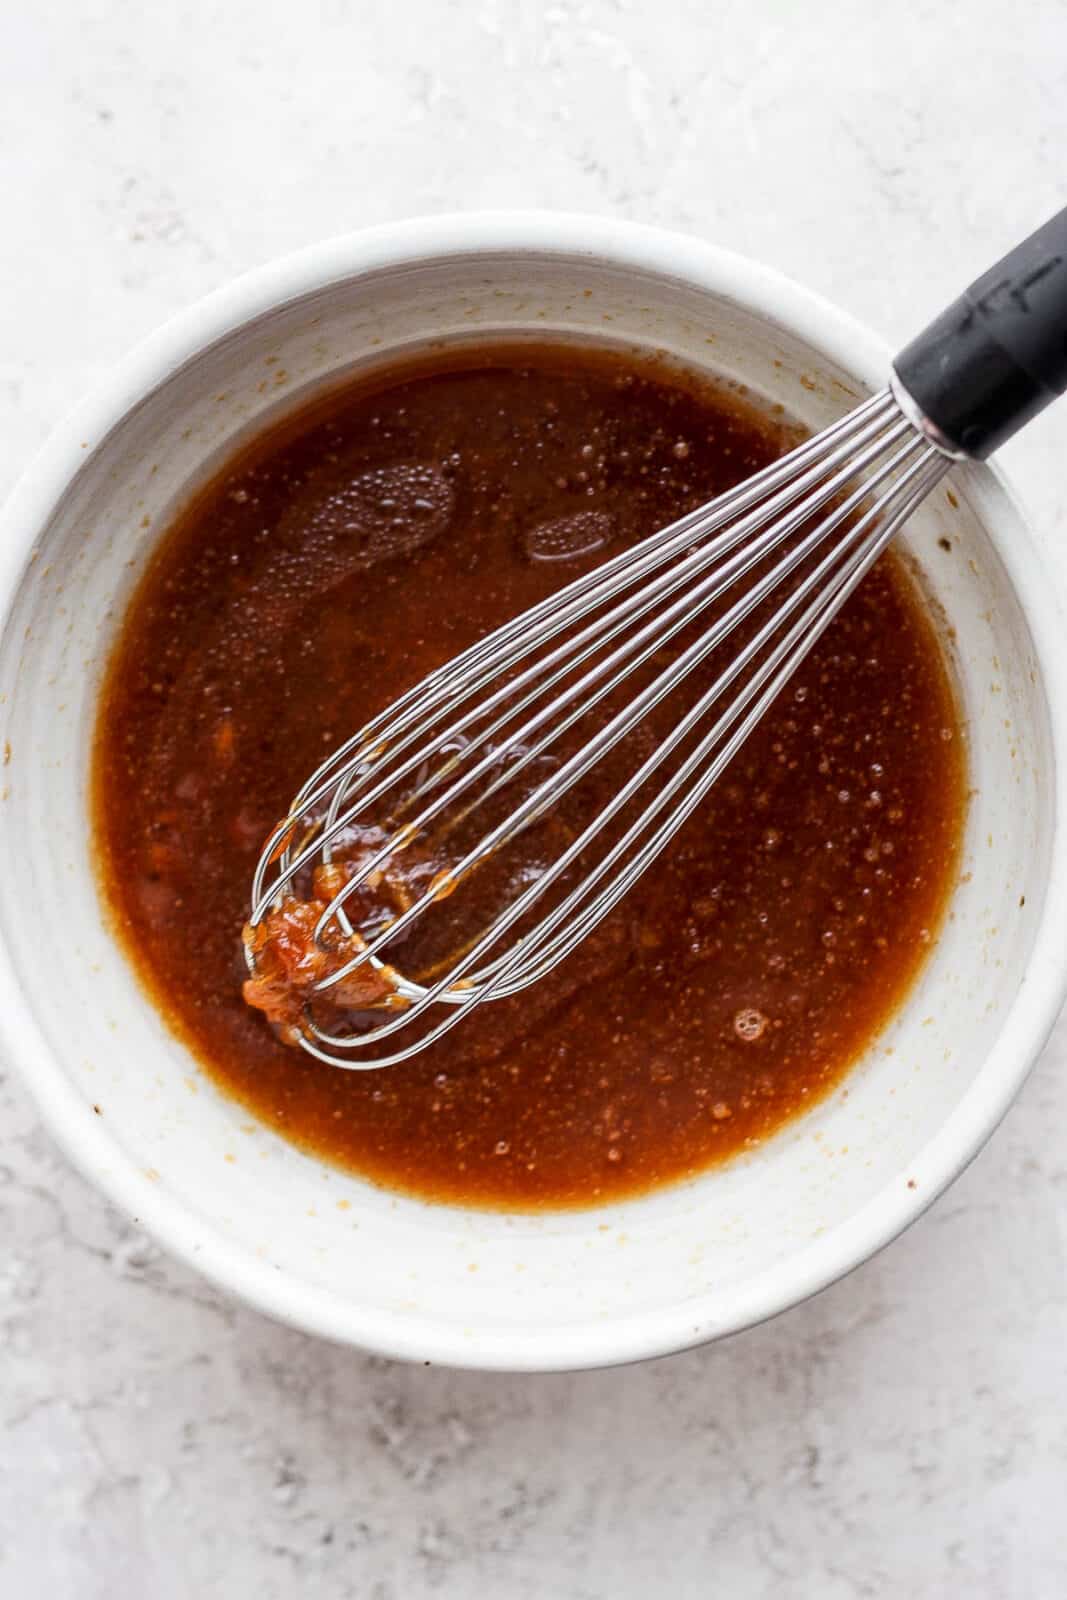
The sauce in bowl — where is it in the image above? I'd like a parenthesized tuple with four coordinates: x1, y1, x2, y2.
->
(93, 344, 965, 1208)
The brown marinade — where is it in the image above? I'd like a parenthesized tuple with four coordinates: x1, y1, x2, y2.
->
(93, 344, 965, 1208)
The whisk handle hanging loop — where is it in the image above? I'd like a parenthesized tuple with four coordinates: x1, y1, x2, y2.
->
(893, 204, 1067, 459)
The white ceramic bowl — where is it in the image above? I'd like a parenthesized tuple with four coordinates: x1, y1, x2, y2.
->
(1, 214, 1066, 1371)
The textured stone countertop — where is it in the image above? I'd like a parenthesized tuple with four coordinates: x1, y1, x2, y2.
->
(1, 2, 1066, 1595)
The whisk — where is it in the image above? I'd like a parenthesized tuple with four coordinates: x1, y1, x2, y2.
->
(247, 205, 1067, 1068)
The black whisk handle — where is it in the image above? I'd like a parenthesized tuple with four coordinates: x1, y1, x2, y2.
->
(893, 204, 1067, 459)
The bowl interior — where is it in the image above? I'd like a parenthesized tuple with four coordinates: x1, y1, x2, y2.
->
(0, 233, 1053, 1366)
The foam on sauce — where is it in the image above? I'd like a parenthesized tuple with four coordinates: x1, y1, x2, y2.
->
(93, 344, 966, 1209)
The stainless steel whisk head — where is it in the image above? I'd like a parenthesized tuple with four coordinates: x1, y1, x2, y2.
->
(247, 387, 949, 1066)
(246, 205, 1067, 1069)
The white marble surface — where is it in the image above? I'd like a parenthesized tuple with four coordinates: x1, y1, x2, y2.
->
(2, 1, 1066, 1594)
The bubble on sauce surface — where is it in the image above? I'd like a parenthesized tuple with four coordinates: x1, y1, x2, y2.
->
(733, 1007, 769, 1043)
(523, 509, 615, 563)
(281, 459, 455, 567)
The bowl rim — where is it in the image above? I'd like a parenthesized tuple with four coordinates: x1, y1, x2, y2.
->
(1, 210, 1065, 1371)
